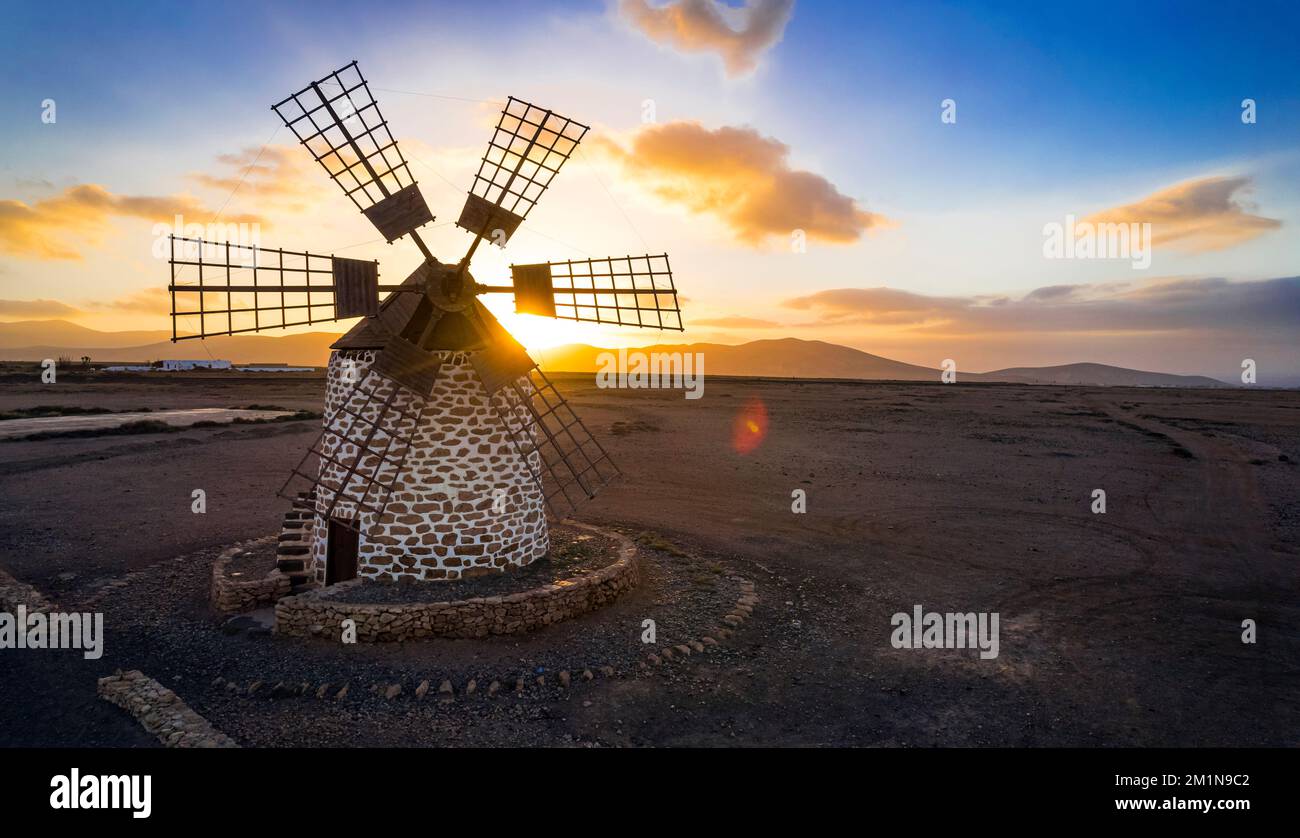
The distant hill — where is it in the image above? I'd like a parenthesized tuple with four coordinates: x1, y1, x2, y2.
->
(983, 362, 1225, 388)
(0, 320, 341, 366)
(0, 319, 178, 350)
(536, 338, 945, 381)
(0, 321, 1229, 387)
(536, 339, 1228, 387)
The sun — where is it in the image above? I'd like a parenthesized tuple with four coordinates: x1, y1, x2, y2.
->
(491, 311, 574, 351)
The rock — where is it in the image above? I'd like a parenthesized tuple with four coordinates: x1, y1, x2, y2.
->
(488, 680, 501, 697)
(582, 669, 594, 681)
(689, 640, 705, 653)
(415, 680, 430, 700)
(647, 654, 661, 666)
(466, 679, 477, 695)
(701, 636, 718, 646)
(438, 680, 453, 700)
(600, 666, 615, 677)
(247, 680, 263, 696)
(558, 671, 571, 687)
(334, 683, 349, 701)
(675, 644, 691, 657)
(315, 683, 330, 699)
(384, 683, 403, 700)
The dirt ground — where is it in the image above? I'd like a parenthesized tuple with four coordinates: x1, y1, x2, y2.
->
(1, 370, 1297, 747)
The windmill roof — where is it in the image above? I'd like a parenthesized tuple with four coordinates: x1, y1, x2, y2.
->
(331, 261, 432, 350)
(331, 259, 530, 359)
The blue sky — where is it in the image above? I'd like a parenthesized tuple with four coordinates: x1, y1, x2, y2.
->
(1, 0, 1296, 379)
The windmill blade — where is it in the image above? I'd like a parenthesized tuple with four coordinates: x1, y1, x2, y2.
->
(272, 61, 434, 243)
(279, 366, 431, 529)
(167, 235, 411, 341)
(470, 345, 620, 515)
(457, 96, 589, 246)
(509, 254, 682, 331)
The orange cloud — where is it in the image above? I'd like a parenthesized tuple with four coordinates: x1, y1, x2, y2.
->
(620, 0, 795, 76)
(1083, 175, 1280, 252)
(85, 287, 172, 316)
(690, 316, 783, 328)
(782, 276, 1300, 337)
(596, 121, 890, 246)
(0, 298, 82, 319)
(189, 144, 324, 211)
(0, 184, 262, 261)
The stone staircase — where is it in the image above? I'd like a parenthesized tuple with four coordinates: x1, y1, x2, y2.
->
(276, 493, 317, 594)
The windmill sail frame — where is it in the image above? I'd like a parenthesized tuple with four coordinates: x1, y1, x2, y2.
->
(457, 96, 589, 246)
(272, 61, 434, 242)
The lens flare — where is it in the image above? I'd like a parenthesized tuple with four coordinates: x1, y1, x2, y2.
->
(732, 398, 768, 454)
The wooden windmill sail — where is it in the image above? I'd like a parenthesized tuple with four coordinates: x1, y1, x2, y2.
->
(167, 62, 683, 582)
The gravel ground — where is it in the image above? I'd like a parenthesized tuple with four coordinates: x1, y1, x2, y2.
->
(2, 375, 1298, 747)
(223, 539, 278, 579)
(1, 522, 747, 747)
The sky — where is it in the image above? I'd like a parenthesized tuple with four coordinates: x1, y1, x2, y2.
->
(0, 0, 1297, 381)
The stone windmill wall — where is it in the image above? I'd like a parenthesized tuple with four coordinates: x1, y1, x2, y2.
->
(308, 349, 548, 582)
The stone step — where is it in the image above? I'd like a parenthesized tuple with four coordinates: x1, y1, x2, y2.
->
(288, 572, 315, 590)
(276, 544, 309, 556)
(277, 558, 306, 573)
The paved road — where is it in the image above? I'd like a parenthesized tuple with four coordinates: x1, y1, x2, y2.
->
(0, 408, 295, 439)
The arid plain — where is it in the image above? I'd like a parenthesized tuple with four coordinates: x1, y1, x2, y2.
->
(1, 370, 1297, 747)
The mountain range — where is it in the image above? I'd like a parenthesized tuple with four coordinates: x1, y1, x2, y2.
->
(0, 320, 1228, 387)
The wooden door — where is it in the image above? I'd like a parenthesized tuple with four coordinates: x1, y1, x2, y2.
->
(325, 518, 359, 585)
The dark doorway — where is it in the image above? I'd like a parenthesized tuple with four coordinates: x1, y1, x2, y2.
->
(325, 518, 359, 585)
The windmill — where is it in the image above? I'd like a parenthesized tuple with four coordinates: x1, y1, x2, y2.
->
(167, 61, 683, 585)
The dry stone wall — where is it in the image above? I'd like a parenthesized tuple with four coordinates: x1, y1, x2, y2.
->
(98, 670, 238, 748)
(277, 525, 639, 641)
(210, 542, 291, 615)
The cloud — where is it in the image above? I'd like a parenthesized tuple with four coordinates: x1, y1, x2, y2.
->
(620, 0, 795, 76)
(85, 287, 171, 316)
(189, 144, 323, 210)
(783, 287, 969, 326)
(0, 299, 82, 319)
(595, 121, 890, 245)
(782, 276, 1300, 337)
(0, 184, 262, 261)
(690, 315, 783, 328)
(0, 146, 290, 261)
(1083, 175, 1280, 252)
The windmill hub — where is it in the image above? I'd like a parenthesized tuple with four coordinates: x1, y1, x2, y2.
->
(166, 62, 683, 585)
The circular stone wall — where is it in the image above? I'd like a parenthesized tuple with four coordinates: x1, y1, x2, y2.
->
(276, 524, 638, 642)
